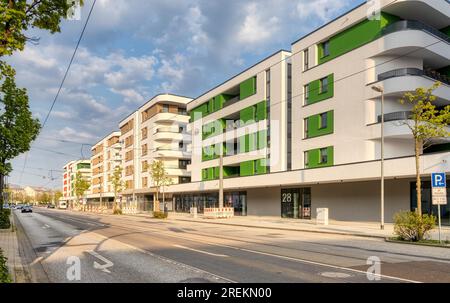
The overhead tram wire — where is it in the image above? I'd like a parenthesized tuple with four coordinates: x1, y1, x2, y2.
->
(23, 0, 450, 172)
(18, 0, 97, 183)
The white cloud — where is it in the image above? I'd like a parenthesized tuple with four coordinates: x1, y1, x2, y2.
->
(237, 2, 280, 45)
(295, 0, 348, 22)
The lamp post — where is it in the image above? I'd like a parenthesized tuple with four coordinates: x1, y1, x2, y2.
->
(372, 85, 385, 230)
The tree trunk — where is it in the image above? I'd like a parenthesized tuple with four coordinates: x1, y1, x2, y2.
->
(415, 138, 422, 216)
(0, 173, 4, 211)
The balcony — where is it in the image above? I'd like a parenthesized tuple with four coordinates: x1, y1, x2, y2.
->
(375, 68, 450, 105)
(381, 20, 450, 44)
(152, 112, 190, 123)
(378, 68, 450, 86)
(377, 111, 412, 123)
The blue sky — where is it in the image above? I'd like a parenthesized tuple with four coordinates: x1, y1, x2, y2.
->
(7, 0, 365, 189)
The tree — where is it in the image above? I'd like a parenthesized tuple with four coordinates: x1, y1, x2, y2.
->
(110, 166, 124, 214)
(73, 171, 90, 210)
(147, 160, 169, 212)
(53, 190, 62, 204)
(0, 0, 82, 210)
(0, 63, 40, 210)
(0, 0, 83, 57)
(399, 81, 450, 216)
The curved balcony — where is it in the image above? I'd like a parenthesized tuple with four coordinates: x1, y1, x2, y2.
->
(381, 20, 450, 44)
(152, 146, 190, 159)
(375, 68, 450, 105)
(152, 112, 190, 123)
(377, 20, 450, 62)
(153, 131, 185, 142)
(377, 111, 412, 123)
(378, 68, 450, 85)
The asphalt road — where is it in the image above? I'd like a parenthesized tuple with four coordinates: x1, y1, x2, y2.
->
(13, 208, 450, 283)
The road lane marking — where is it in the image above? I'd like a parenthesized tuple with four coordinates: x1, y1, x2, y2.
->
(105, 221, 422, 283)
(30, 256, 44, 266)
(85, 250, 114, 274)
(173, 244, 229, 257)
(42, 224, 51, 229)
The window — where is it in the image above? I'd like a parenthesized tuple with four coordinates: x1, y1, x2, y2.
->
(142, 161, 148, 172)
(304, 151, 309, 168)
(304, 118, 309, 138)
(179, 141, 184, 150)
(319, 148, 328, 164)
(304, 84, 309, 104)
(178, 107, 187, 115)
(303, 48, 309, 71)
(141, 144, 147, 156)
(179, 126, 184, 133)
(319, 112, 328, 129)
(141, 127, 148, 140)
(162, 104, 169, 113)
(179, 159, 190, 169)
(322, 40, 330, 57)
(319, 77, 328, 94)
(266, 69, 271, 100)
(179, 176, 191, 184)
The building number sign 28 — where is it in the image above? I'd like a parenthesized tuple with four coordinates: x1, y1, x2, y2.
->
(282, 193, 292, 203)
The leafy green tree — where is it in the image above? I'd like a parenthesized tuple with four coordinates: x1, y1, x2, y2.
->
(147, 160, 170, 212)
(74, 171, 90, 209)
(110, 166, 124, 214)
(0, 0, 83, 57)
(0, 63, 40, 210)
(53, 190, 62, 204)
(399, 82, 450, 216)
(0, 0, 81, 210)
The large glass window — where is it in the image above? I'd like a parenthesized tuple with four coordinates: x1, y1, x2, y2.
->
(410, 181, 450, 225)
(319, 112, 328, 129)
(281, 188, 311, 219)
(322, 40, 330, 57)
(319, 148, 328, 164)
(173, 192, 247, 216)
(319, 77, 328, 94)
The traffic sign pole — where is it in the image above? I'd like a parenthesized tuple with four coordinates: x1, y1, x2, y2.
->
(438, 204, 442, 244)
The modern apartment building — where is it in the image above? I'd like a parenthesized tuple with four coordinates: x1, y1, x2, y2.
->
(62, 159, 92, 205)
(86, 131, 122, 204)
(165, 0, 450, 223)
(119, 94, 192, 211)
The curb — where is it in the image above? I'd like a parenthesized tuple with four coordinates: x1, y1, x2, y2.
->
(171, 218, 389, 239)
(385, 237, 450, 248)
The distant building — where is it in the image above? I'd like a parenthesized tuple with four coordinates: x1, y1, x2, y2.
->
(62, 159, 92, 206)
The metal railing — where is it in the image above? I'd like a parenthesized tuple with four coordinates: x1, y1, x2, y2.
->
(378, 68, 450, 85)
(377, 111, 412, 123)
(382, 20, 450, 44)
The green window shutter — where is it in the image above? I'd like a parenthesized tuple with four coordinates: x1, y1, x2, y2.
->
(207, 167, 214, 180)
(239, 136, 246, 154)
(305, 146, 334, 168)
(240, 160, 255, 176)
(190, 103, 209, 122)
(305, 110, 333, 138)
(255, 101, 267, 121)
(306, 74, 334, 104)
(255, 159, 267, 175)
(202, 169, 207, 180)
(318, 12, 400, 64)
(239, 77, 257, 100)
(257, 130, 267, 149)
(240, 105, 256, 125)
(248, 133, 257, 152)
(214, 167, 220, 179)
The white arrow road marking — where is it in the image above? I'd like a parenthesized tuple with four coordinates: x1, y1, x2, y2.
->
(173, 244, 229, 257)
(85, 250, 114, 273)
(42, 224, 51, 229)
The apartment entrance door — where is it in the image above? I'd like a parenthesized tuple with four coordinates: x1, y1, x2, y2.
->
(281, 188, 311, 219)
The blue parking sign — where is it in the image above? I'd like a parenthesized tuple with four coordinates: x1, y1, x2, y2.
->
(431, 173, 446, 188)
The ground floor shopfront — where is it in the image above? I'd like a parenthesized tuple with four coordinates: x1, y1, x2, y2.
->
(169, 178, 450, 224)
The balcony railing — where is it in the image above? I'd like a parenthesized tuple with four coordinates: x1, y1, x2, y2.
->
(377, 111, 412, 123)
(381, 20, 450, 44)
(156, 127, 181, 133)
(378, 68, 450, 85)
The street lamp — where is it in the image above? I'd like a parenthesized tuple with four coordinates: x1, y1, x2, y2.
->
(372, 85, 385, 230)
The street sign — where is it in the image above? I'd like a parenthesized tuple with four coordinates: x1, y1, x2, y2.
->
(431, 173, 447, 244)
(431, 173, 447, 206)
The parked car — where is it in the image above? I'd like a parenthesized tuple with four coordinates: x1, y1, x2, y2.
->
(47, 204, 55, 209)
(21, 206, 33, 213)
(16, 205, 23, 210)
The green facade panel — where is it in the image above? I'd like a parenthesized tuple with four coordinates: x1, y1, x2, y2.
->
(239, 77, 257, 100)
(248, 133, 257, 152)
(305, 146, 334, 168)
(255, 159, 267, 175)
(255, 101, 267, 121)
(306, 111, 334, 138)
(257, 130, 267, 149)
(223, 166, 239, 178)
(318, 12, 400, 64)
(240, 160, 255, 177)
(240, 105, 256, 125)
(202, 119, 225, 140)
(307, 74, 334, 105)
(190, 103, 209, 122)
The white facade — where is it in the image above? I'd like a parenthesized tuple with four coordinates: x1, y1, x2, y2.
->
(167, 0, 450, 222)
(119, 94, 192, 201)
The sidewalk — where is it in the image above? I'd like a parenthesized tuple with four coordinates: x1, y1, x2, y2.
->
(130, 212, 450, 241)
(0, 214, 29, 282)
